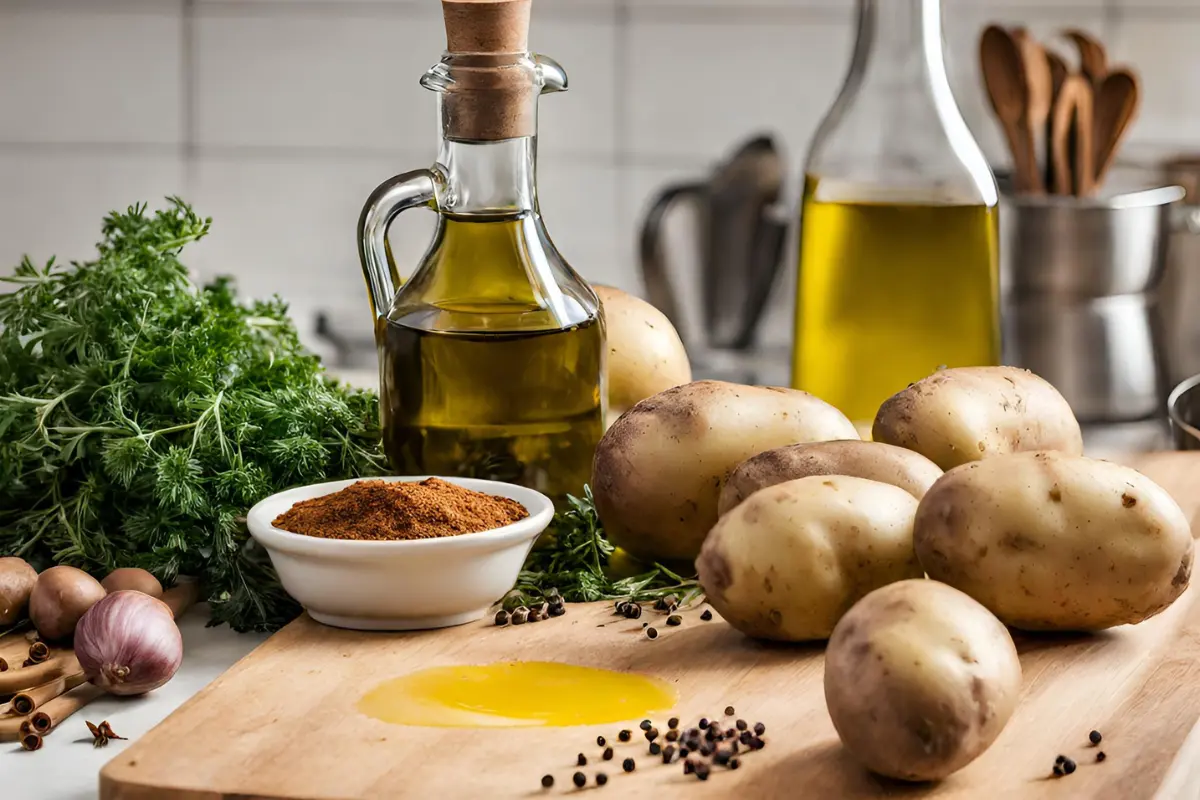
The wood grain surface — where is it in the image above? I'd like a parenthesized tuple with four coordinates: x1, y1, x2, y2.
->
(100, 453, 1200, 800)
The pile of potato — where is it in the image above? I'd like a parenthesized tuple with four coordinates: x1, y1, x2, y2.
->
(590, 364, 1195, 782)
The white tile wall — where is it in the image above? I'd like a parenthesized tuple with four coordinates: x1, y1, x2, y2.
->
(1, 0, 1199, 351)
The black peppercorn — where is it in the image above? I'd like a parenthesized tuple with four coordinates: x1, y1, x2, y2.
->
(683, 760, 695, 775)
(646, 627, 658, 639)
(577, 753, 587, 767)
(596, 773, 608, 787)
(602, 746, 613, 761)
(729, 740, 739, 754)
(662, 745, 675, 764)
(619, 729, 632, 742)
(668, 717, 679, 730)
(725, 728, 736, 739)
(622, 758, 635, 773)
(1090, 730, 1103, 745)
(699, 744, 713, 757)
(679, 747, 690, 758)
(665, 729, 679, 742)
(541, 774, 554, 788)
(724, 706, 735, 717)
(700, 609, 713, 621)
(739, 731, 753, 746)
(1097, 751, 1107, 763)
(1053, 764, 1065, 777)
(615, 600, 628, 614)
(597, 735, 606, 747)
(695, 762, 711, 781)
(649, 742, 661, 756)
(699, 718, 709, 730)
(1055, 755, 1066, 764)
(714, 749, 731, 766)
(573, 772, 586, 788)
(495, 609, 510, 626)
(624, 603, 642, 620)
(639, 719, 652, 731)
(667, 614, 682, 626)
(705, 727, 716, 742)
(1062, 758, 1076, 775)
(753, 722, 766, 736)
(729, 758, 741, 770)
(645, 728, 659, 742)
(736, 719, 748, 731)
(549, 603, 566, 617)
(642, 622, 648, 628)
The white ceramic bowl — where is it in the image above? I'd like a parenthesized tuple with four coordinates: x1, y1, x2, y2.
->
(246, 476, 554, 631)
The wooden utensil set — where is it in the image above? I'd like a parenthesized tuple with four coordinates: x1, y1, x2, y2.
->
(981, 26, 1140, 198)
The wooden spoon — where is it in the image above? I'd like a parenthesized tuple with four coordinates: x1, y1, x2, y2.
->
(980, 25, 1042, 194)
(1044, 49, 1070, 190)
(1093, 69, 1141, 190)
(1072, 79, 1096, 198)
(1063, 28, 1108, 86)
(1050, 75, 1083, 196)
(1012, 28, 1053, 194)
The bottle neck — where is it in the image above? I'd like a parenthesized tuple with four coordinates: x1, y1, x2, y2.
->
(435, 136, 538, 217)
(851, 0, 949, 89)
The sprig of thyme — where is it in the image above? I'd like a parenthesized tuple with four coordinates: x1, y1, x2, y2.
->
(506, 486, 703, 609)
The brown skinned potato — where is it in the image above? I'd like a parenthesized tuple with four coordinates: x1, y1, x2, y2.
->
(101, 568, 164, 598)
(29, 566, 107, 641)
(593, 381, 859, 563)
(825, 580, 1022, 781)
(873, 366, 1083, 471)
(718, 440, 943, 515)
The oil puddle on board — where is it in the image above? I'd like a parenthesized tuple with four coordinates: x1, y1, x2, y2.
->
(357, 661, 676, 728)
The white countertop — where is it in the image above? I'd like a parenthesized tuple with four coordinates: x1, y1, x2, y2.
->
(5, 607, 266, 800)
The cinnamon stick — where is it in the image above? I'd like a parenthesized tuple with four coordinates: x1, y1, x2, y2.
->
(27, 641, 50, 664)
(162, 577, 200, 620)
(0, 657, 7, 672)
(20, 731, 42, 751)
(9, 672, 87, 716)
(0, 653, 81, 695)
(29, 683, 104, 735)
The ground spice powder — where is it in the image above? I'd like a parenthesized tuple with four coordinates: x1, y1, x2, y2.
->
(272, 478, 528, 541)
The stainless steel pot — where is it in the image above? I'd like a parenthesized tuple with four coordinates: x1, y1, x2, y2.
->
(1168, 373, 1200, 450)
(1006, 293, 1168, 423)
(1002, 186, 1185, 298)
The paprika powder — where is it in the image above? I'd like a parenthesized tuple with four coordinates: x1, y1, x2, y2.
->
(272, 478, 528, 541)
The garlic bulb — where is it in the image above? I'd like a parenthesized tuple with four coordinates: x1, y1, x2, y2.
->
(74, 590, 183, 696)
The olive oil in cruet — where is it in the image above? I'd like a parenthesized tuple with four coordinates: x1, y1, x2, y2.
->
(357, 0, 604, 504)
(792, 0, 1001, 425)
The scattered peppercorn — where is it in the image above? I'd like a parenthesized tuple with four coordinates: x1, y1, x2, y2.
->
(601, 746, 613, 761)
(699, 744, 713, 757)
(1053, 764, 1065, 777)
(642, 622, 648, 628)
(623, 603, 643, 620)
(649, 742, 661, 756)
(714, 749, 731, 766)
(1097, 751, 1107, 763)
(646, 627, 658, 639)
(1090, 730, 1103, 745)
(729, 758, 741, 770)
(541, 774, 554, 789)
(699, 718, 710, 730)
(700, 609, 713, 621)
(639, 720, 652, 731)
(572, 772, 586, 788)
(1062, 758, 1076, 775)
(619, 729, 632, 742)
(729, 740, 739, 754)
(725, 728, 736, 739)
(683, 760, 695, 775)
(739, 731, 753, 746)
(724, 706, 736, 716)
(549, 603, 566, 617)
(667, 614, 682, 626)
(735, 719, 748, 731)
(596, 773, 608, 787)
(512, 606, 529, 624)
(645, 728, 659, 742)
(577, 753, 587, 767)
(622, 758, 636, 773)
(596, 735, 606, 747)
(662, 745, 676, 764)
(1055, 755, 1066, 764)
(753, 722, 766, 736)
(665, 730, 679, 742)
(695, 762, 711, 781)
(679, 747, 690, 758)
(495, 609, 510, 626)
(668, 717, 679, 730)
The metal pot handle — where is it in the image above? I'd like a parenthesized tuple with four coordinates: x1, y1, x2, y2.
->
(1173, 204, 1200, 235)
(638, 182, 705, 339)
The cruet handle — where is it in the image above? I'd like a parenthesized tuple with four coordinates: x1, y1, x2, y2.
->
(357, 169, 437, 322)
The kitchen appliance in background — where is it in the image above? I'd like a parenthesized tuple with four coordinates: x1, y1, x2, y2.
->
(1002, 186, 1184, 423)
(1159, 156, 1200, 386)
(638, 135, 789, 383)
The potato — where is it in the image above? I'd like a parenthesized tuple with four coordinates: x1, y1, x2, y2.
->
(695, 475, 921, 641)
(718, 440, 942, 515)
(915, 451, 1194, 630)
(873, 366, 1083, 471)
(825, 579, 1022, 781)
(593, 381, 859, 562)
(594, 285, 691, 428)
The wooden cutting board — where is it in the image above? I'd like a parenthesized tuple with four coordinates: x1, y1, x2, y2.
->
(101, 452, 1200, 800)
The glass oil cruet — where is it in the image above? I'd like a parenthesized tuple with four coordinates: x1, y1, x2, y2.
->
(792, 0, 1000, 425)
(357, 0, 605, 504)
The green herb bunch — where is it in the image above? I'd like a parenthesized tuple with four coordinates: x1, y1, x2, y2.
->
(0, 199, 385, 631)
(508, 487, 702, 609)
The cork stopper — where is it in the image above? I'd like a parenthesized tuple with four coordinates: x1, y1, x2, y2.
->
(438, 0, 537, 141)
(442, 0, 530, 55)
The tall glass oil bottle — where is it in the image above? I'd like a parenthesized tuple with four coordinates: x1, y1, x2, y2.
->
(792, 0, 1000, 425)
(357, 0, 604, 504)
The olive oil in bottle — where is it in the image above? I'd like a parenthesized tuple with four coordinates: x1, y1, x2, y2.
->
(793, 178, 1000, 423)
(381, 213, 603, 503)
(358, 0, 605, 505)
